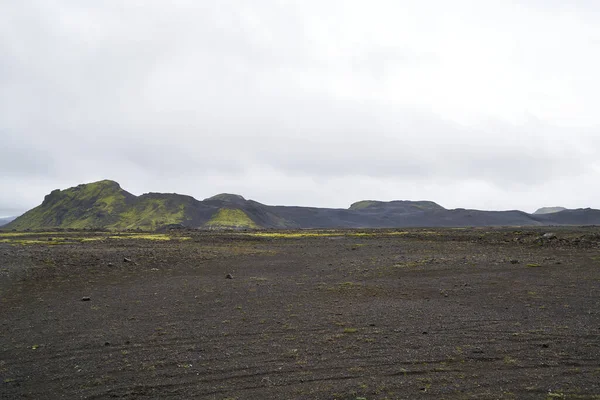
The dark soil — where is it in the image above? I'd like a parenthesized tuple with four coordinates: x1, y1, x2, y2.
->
(1, 228, 600, 399)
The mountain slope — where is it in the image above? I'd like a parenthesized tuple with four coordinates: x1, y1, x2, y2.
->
(7, 180, 135, 230)
(0, 216, 17, 227)
(5, 180, 600, 230)
(202, 195, 297, 229)
(5, 183, 294, 230)
(349, 200, 445, 212)
(7, 181, 213, 230)
(532, 208, 600, 225)
(534, 206, 567, 215)
(205, 208, 258, 229)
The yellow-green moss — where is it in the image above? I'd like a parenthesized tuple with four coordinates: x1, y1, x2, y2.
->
(205, 208, 258, 229)
(7, 180, 130, 230)
(0, 239, 67, 246)
(85, 233, 190, 241)
(251, 231, 341, 238)
(0, 232, 190, 245)
(113, 201, 185, 230)
(0, 232, 59, 237)
(248, 230, 412, 239)
(108, 233, 173, 241)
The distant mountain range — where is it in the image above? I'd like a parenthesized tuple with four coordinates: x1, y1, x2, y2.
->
(4, 180, 600, 230)
(0, 216, 17, 227)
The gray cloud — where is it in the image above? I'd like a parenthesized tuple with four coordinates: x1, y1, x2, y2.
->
(1, 1, 600, 217)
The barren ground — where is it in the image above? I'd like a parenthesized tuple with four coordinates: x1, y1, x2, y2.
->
(1, 228, 600, 399)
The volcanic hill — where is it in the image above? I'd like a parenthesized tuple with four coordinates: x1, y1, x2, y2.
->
(5, 180, 600, 230)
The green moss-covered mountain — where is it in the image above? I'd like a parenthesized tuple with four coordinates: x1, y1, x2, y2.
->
(8, 180, 133, 230)
(6, 180, 600, 230)
(6, 181, 196, 230)
(6, 180, 287, 231)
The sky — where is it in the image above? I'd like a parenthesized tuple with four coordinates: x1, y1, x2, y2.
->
(2, 0, 600, 217)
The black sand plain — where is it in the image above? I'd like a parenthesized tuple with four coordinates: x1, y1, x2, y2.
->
(1, 228, 599, 399)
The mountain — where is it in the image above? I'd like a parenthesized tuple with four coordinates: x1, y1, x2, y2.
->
(205, 193, 247, 204)
(0, 216, 17, 227)
(532, 208, 600, 225)
(5, 180, 600, 231)
(5, 181, 289, 231)
(534, 206, 567, 215)
(5, 181, 204, 230)
(349, 200, 444, 212)
(6, 180, 133, 230)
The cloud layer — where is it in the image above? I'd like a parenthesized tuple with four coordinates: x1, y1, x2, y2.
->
(2, 1, 600, 216)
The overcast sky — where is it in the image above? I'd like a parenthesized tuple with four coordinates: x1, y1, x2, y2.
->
(2, 1, 600, 216)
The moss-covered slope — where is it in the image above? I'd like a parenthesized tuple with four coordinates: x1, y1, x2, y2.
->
(5, 181, 292, 231)
(204, 208, 258, 229)
(114, 193, 190, 230)
(7, 180, 134, 230)
(6, 181, 198, 230)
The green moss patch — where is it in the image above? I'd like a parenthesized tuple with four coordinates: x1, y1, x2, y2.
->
(0, 232, 190, 245)
(205, 208, 258, 229)
(113, 200, 185, 230)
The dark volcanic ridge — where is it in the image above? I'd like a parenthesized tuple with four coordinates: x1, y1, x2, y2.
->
(4, 180, 600, 230)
